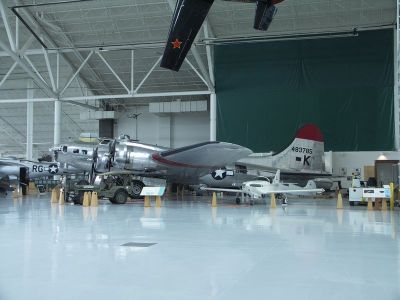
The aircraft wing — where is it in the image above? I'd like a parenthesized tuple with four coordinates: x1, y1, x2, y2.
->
(160, 0, 215, 71)
(0, 159, 21, 166)
(152, 142, 252, 169)
(263, 188, 325, 194)
(97, 170, 137, 176)
(201, 187, 244, 194)
(201, 187, 324, 194)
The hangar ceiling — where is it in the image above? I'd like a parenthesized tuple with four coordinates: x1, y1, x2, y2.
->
(0, 0, 397, 156)
(0, 0, 395, 104)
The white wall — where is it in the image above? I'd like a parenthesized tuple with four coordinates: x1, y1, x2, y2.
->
(0, 101, 98, 158)
(170, 112, 210, 148)
(116, 105, 210, 148)
(331, 151, 400, 188)
(332, 151, 400, 177)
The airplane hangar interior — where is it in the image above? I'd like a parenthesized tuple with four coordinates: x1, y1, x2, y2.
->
(0, 0, 399, 299)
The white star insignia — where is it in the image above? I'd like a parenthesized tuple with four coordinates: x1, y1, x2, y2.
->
(213, 169, 226, 180)
(49, 165, 59, 174)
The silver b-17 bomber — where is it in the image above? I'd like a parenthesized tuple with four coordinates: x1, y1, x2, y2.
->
(51, 135, 252, 197)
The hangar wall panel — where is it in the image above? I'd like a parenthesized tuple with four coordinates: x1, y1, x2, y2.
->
(331, 151, 400, 188)
(0, 101, 98, 158)
(215, 29, 394, 152)
(116, 106, 209, 148)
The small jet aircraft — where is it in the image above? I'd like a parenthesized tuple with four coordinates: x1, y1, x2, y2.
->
(202, 170, 324, 205)
(0, 158, 63, 179)
(200, 124, 332, 189)
(51, 136, 252, 197)
(0, 158, 72, 194)
(161, 0, 285, 71)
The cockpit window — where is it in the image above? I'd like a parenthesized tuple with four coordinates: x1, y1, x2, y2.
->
(100, 139, 111, 145)
(250, 184, 262, 188)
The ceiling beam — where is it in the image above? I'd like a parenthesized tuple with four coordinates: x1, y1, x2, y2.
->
(12, 0, 112, 97)
(0, 38, 58, 99)
(0, 0, 16, 51)
(0, 90, 212, 104)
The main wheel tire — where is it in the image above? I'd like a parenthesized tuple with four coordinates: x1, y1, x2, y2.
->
(111, 189, 128, 204)
(131, 181, 144, 199)
(235, 197, 241, 205)
(73, 192, 84, 205)
(349, 201, 355, 206)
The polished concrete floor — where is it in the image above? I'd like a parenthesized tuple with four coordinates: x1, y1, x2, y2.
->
(0, 193, 399, 300)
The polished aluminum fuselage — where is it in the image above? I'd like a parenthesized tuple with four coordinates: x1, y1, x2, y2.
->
(53, 138, 252, 185)
(54, 140, 209, 184)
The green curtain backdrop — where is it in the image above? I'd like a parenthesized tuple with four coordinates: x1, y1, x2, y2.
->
(215, 29, 394, 152)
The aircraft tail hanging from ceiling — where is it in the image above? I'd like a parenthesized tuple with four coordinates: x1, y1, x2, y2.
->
(161, 0, 286, 72)
(160, 0, 214, 71)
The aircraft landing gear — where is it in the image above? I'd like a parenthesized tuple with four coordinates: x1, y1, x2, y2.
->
(236, 197, 241, 205)
(277, 193, 288, 206)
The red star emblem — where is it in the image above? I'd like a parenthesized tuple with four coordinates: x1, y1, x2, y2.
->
(171, 38, 182, 49)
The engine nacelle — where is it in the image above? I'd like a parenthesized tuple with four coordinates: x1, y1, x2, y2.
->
(94, 143, 112, 173)
(254, 1, 277, 31)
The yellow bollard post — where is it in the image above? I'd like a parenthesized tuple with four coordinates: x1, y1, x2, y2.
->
(91, 192, 99, 207)
(367, 198, 374, 211)
(381, 198, 388, 211)
(88, 192, 92, 206)
(28, 182, 36, 191)
(336, 192, 344, 209)
(389, 182, 394, 210)
(270, 193, 277, 209)
(155, 196, 162, 208)
(82, 192, 90, 207)
(27, 182, 38, 196)
(59, 189, 65, 205)
(144, 196, 151, 207)
(51, 188, 58, 203)
(211, 192, 217, 207)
